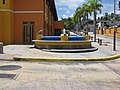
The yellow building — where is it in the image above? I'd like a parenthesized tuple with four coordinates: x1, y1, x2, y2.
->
(0, 0, 14, 44)
(0, 11, 1, 41)
(0, 0, 64, 44)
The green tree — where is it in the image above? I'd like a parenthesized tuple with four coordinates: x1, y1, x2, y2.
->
(66, 17, 74, 30)
(104, 13, 108, 20)
(73, 7, 83, 31)
(81, 3, 91, 32)
(116, 15, 120, 21)
(62, 17, 74, 31)
(88, 0, 103, 41)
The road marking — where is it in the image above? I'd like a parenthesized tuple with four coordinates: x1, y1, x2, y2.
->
(102, 63, 120, 78)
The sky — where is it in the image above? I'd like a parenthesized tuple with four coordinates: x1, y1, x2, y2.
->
(55, 0, 120, 20)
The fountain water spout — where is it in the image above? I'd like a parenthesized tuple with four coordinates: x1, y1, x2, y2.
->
(63, 29, 66, 34)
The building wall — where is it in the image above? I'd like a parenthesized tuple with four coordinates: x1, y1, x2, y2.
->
(14, 0, 44, 11)
(53, 21, 64, 29)
(51, 14, 54, 35)
(44, 0, 49, 35)
(0, 0, 11, 9)
(0, 0, 64, 44)
(10, 0, 14, 10)
(0, 11, 1, 41)
(44, 0, 59, 36)
(53, 21, 64, 35)
(1, 12, 14, 44)
(44, 0, 54, 36)
(0, 0, 14, 44)
(14, 13, 44, 44)
(48, 9, 51, 35)
(14, 0, 45, 44)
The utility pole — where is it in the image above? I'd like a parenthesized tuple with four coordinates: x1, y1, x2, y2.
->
(113, 0, 116, 51)
(94, 8, 96, 42)
(94, 16, 96, 42)
(119, 1, 120, 9)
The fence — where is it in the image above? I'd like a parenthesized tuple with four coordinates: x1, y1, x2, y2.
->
(96, 27, 120, 38)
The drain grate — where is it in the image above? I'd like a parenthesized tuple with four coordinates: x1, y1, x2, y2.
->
(0, 74, 17, 79)
(0, 65, 22, 71)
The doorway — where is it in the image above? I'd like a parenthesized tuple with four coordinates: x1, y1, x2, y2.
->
(23, 22, 34, 44)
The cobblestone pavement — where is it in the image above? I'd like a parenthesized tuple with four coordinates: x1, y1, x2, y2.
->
(0, 60, 120, 90)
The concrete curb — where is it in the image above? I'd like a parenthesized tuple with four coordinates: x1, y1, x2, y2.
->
(42, 47, 98, 53)
(13, 54, 120, 62)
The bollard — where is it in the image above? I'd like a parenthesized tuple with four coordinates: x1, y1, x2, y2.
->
(0, 42, 3, 53)
(98, 38, 100, 43)
(90, 36, 93, 41)
(99, 39, 102, 46)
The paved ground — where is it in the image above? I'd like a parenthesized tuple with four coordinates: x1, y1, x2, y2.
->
(1, 34, 120, 59)
(0, 34, 120, 90)
(0, 60, 120, 90)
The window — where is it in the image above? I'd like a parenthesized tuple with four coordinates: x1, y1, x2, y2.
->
(3, 0, 5, 4)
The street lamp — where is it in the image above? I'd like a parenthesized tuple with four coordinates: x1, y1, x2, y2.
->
(113, 0, 116, 51)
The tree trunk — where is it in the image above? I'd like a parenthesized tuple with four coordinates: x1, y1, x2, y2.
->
(80, 18, 82, 32)
(78, 19, 79, 32)
(87, 14, 89, 33)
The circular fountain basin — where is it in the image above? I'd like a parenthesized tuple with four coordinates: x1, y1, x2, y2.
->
(33, 40, 92, 49)
(41, 36, 85, 41)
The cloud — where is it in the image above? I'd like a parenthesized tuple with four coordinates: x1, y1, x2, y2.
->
(58, 14, 73, 20)
(55, 0, 120, 20)
(56, 7, 73, 20)
(62, 14, 68, 18)
(55, 0, 86, 20)
(102, 3, 114, 14)
(98, 1, 120, 16)
(55, 0, 86, 10)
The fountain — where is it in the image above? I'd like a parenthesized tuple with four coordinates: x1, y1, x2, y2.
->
(32, 29, 97, 52)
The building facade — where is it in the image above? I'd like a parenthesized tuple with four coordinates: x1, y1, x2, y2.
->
(0, 0, 64, 44)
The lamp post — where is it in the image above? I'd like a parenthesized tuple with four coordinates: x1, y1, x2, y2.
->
(113, 0, 116, 51)
(94, 5, 96, 42)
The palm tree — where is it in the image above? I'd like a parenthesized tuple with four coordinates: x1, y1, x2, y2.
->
(81, 3, 91, 32)
(62, 17, 74, 31)
(66, 17, 74, 31)
(73, 7, 83, 32)
(88, 0, 103, 41)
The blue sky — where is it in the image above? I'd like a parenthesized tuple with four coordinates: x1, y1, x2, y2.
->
(55, 0, 120, 20)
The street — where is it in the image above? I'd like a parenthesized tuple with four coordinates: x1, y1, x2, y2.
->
(0, 60, 120, 90)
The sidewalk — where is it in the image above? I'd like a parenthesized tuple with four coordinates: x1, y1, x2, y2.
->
(0, 34, 120, 61)
(0, 53, 15, 61)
